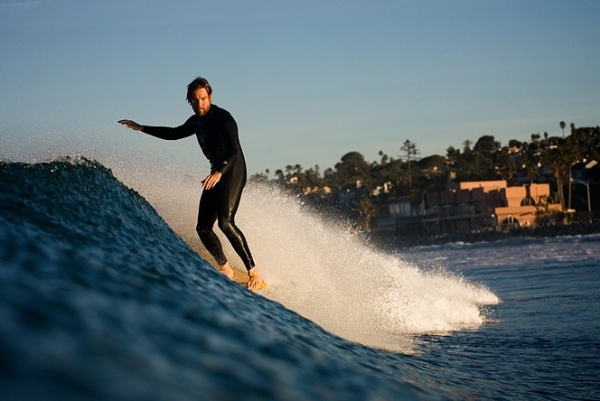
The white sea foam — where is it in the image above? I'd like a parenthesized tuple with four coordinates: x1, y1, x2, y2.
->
(115, 167, 500, 352)
(236, 184, 500, 350)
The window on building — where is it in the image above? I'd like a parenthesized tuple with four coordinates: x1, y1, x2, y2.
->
(521, 196, 536, 206)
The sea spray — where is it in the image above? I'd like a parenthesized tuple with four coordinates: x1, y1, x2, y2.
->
(238, 184, 500, 349)
(117, 166, 500, 351)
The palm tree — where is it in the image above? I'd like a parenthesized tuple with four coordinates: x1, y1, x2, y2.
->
(400, 140, 419, 190)
(560, 121, 566, 138)
(544, 138, 580, 212)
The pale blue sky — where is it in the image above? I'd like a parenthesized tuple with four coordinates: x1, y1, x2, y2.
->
(1, 0, 599, 176)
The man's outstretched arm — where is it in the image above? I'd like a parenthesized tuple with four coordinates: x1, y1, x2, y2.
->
(118, 118, 194, 141)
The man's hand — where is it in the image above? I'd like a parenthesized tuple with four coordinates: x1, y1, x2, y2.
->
(202, 172, 222, 190)
(118, 119, 144, 131)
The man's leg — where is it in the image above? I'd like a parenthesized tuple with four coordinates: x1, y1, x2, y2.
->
(218, 171, 263, 291)
(217, 164, 263, 290)
(217, 171, 255, 271)
(196, 186, 231, 278)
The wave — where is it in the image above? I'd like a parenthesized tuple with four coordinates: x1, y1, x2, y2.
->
(0, 156, 499, 400)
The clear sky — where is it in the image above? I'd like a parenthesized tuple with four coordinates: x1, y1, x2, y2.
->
(1, 0, 599, 176)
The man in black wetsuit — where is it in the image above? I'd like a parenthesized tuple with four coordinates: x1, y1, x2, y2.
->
(118, 77, 263, 290)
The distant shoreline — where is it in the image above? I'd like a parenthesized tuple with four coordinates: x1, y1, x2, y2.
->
(370, 221, 600, 250)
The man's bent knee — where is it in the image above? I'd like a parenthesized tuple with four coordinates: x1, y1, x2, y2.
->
(217, 218, 235, 236)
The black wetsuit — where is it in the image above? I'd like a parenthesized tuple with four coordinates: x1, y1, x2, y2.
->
(142, 104, 255, 270)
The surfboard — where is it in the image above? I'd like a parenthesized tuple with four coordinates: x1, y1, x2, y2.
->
(232, 268, 268, 291)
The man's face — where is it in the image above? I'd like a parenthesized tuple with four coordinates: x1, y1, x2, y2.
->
(189, 88, 213, 116)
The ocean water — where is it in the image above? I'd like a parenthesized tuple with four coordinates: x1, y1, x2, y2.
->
(1, 156, 598, 401)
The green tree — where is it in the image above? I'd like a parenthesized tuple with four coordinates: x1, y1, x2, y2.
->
(543, 137, 580, 211)
(304, 165, 322, 188)
(282, 164, 306, 194)
(334, 151, 370, 187)
(454, 141, 495, 181)
(508, 139, 524, 149)
(521, 144, 539, 184)
(378, 150, 389, 166)
(417, 154, 448, 191)
(322, 167, 340, 188)
(385, 158, 408, 196)
(446, 146, 459, 161)
(497, 148, 517, 182)
(274, 169, 285, 183)
(474, 135, 498, 154)
(400, 139, 419, 190)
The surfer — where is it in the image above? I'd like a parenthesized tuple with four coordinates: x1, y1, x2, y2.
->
(118, 77, 263, 291)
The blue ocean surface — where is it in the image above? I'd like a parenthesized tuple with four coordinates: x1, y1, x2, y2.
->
(1, 157, 598, 400)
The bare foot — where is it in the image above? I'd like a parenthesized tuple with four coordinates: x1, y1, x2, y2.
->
(246, 267, 263, 291)
(218, 262, 234, 280)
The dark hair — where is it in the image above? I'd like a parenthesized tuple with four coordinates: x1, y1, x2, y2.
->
(186, 77, 212, 103)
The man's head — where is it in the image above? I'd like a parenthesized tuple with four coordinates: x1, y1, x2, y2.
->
(187, 77, 213, 116)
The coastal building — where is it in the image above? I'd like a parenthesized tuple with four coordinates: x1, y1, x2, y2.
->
(336, 181, 369, 207)
(375, 196, 423, 233)
(422, 180, 562, 234)
(373, 180, 564, 234)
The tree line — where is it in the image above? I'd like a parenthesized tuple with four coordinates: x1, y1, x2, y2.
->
(251, 123, 600, 228)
